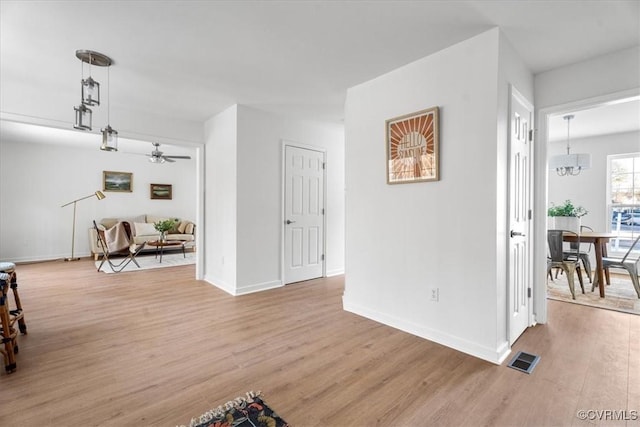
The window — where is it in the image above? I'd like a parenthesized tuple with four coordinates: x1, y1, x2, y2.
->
(608, 153, 640, 253)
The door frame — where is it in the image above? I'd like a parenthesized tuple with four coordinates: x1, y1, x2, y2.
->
(507, 85, 535, 344)
(280, 140, 327, 285)
(532, 87, 640, 324)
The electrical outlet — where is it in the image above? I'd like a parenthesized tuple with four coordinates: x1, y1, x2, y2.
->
(430, 287, 439, 302)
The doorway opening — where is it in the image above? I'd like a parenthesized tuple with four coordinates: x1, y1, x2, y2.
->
(534, 89, 640, 322)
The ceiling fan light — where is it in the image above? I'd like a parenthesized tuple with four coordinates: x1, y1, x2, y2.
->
(149, 156, 165, 164)
(81, 76, 100, 106)
(100, 125, 118, 151)
(73, 104, 92, 131)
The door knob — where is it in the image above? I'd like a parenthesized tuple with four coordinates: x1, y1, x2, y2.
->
(510, 230, 525, 237)
(286, 220, 296, 224)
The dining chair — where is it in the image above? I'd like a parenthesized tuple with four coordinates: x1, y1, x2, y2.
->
(561, 225, 593, 283)
(94, 221, 146, 273)
(547, 229, 585, 299)
(596, 234, 640, 298)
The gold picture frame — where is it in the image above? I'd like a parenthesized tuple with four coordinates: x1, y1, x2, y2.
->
(386, 106, 440, 184)
(102, 171, 133, 192)
(150, 183, 172, 200)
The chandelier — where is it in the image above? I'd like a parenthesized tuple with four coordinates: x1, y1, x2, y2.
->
(549, 114, 591, 176)
(73, 50, 118, 151)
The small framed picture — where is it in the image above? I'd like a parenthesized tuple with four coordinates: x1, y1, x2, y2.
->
(150, 183, 172, 200)
(386, 106, 440, 184)
(103, 171, 133, 192)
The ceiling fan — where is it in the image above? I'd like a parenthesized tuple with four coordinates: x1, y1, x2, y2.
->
(147, 142, 191, 163)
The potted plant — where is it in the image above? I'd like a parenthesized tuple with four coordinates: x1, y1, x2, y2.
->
(547, 199, 588, 233)
(153, 218, 178, 243)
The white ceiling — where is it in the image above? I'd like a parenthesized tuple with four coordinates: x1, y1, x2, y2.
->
(548, 97, 640, 143)
(1, 0, 639, 146)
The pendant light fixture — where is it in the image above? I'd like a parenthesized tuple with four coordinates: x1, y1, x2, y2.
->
(549, 114, 591, 176)
(73, 50, 112, 132)
(100, 64, 118, 151)
(73, 103, 92, 131)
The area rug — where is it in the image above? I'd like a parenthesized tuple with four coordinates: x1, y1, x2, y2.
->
(181, 391, 289, 427)
(547, 271, 640, 315)
(95, 251, 195, 273)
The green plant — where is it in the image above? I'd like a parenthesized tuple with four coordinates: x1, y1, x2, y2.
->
(153, 218, 178, 233)
(547, 200, 588, 218)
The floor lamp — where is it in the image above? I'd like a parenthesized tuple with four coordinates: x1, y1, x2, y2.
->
(61, 190, 106, 261)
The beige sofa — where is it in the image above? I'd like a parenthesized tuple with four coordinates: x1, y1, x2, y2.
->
(89, 214, 196, 260)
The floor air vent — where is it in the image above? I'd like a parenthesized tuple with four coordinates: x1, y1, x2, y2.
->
(507, 351, 540, 374)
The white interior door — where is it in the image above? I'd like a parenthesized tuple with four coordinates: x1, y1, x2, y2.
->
(284, 145, 325, 284)
(508, 86, 534, 344)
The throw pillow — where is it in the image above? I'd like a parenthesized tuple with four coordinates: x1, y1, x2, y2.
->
(134, 222, 159, 236)
(116, 215, 146, 235)
(177, 221, 187, 234)
(185, 223, 195, 234)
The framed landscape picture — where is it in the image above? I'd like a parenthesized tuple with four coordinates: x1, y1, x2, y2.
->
(103, 171, 133, 192)
(386, 106, 440, 184)
(150, 183, 172, 200)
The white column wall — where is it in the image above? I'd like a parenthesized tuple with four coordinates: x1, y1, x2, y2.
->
(203, 105, 238, 293)
(344, 29, 510, 363)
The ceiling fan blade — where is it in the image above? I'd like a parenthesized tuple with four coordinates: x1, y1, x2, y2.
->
(165, 155, 191, 159)
(164, 157, 176, 163)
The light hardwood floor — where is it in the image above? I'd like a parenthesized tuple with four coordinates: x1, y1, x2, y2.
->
(1, 258, 638, 426)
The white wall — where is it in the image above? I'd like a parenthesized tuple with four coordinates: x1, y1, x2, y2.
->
(535, 46, 640, 111)
(343, 29, 532, 363)
(204, 105, 238, 293)
(203, 105, 345, 295)
(0, 136, 197, 262)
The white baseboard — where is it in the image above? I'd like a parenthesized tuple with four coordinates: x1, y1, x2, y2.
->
(325, 268, 345, 277)
(203, 275, 283, 296)
(343, 296, 509, 365)
(11, 252, 92, 264)
(203, 275, 235, 295)
(235, 280, 283, 295)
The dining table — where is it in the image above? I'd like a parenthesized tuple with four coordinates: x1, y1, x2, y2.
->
(562, 231, 616, 298)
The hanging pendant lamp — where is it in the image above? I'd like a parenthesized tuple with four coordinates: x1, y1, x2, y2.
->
(100, 65, 118, 151)
(73, 103, 92, 131)
(82, 76, 100, 106)
(73, 50, 112, 132)
(549, 114, 591, 176)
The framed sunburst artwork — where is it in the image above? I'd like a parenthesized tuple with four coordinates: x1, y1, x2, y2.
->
(386, 106, 440, 184)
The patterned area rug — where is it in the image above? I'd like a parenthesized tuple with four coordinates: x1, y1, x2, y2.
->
(181, 392, 289, 427)
(95, 251, 195, 273)
(547, 270, 640, 315)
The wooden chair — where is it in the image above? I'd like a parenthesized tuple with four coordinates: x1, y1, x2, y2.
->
(0, 262, 26, 374)
(93, 221, 146, 273)
(0, 273, 17, 373)
(596, 234, 640, 298)
(547, 230, 585, 299)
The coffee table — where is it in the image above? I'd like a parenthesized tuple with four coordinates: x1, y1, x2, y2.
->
(146, 240, 186, 263)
